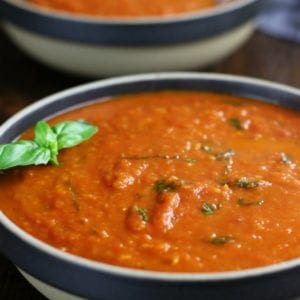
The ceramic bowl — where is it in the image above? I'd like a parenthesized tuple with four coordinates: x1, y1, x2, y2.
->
(0, 73, 300, 300)
(0, 0, 262, 77)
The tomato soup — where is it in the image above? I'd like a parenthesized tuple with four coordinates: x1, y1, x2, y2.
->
(0, 91, 300, 272)
(26, 0, 233, 17)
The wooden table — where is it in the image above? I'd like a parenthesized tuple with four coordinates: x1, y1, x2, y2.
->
(0, 27, 300, 299)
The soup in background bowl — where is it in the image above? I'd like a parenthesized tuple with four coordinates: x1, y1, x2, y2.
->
(0, 73, 299, 300)
(0, 0, 261, 76)
(26, 0, 234, 17)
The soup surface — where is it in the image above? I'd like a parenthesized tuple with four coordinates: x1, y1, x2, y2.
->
(0, 91, 300, 272)
(27, 0, 233, 17)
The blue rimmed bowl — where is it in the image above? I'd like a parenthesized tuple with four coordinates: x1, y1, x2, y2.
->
(0, 73, 300, 300)
(0, 0, 262, 77)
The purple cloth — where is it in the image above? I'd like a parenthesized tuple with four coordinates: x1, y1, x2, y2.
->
(258, 0, 300, 43)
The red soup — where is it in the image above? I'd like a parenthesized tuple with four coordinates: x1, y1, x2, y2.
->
(0, 91, 300, 272)
(27, 0, 233, 17)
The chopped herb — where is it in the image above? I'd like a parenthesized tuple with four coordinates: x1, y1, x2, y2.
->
(215, 149, 235, 161)
(137, 208, 149, 222)
(230, 118, 244, 130)
(210, 235, 233, 245)
(67, 180, 79, 212)
(237, 177, 261, 189)
(280, 153, 292, 165)
(201, 145, 235, 162)
(237, 197, 264, 206)
(201, 203, 219, 216)
(154, 179, 178, 193)
(185, 157, 197, 163)
(214, 149, 235, 175)
(200, 146, 235, 175)
(123, 155, 196, 163)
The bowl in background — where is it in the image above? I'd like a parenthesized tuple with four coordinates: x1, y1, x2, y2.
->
(0, 72, 300, 300)
(0, 0, 262, 77)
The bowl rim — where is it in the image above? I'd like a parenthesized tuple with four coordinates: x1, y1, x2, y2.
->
(3, 0, 258, 25)
(0, 72, 300, 283)
(1, 0, 260, 45)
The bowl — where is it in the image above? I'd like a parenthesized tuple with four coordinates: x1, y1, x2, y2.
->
(0, 72, 300, 300)
(0, 0, 262, 77)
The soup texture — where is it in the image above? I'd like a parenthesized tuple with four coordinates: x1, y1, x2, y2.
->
(0, 91, 300, 272)
(27, 0, 233, 17)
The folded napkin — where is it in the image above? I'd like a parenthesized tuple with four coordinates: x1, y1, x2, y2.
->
(258, 0, 300, 43)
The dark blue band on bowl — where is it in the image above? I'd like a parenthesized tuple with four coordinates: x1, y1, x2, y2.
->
(1, 213, 300, 300)
(0, 0, 261, 45)
(0, 73, 300, 300)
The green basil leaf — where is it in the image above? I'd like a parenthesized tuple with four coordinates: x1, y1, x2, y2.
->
(0, 140, 51, 170)
(0, 119, 98, 170)
(52, 120, 98, 150)
(34, 121, 58, 165)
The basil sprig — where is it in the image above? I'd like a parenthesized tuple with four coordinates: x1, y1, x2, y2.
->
(0, 120, 98, 170)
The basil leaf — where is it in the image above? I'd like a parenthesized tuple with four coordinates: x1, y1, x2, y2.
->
(0, 119, 98, 170)
(53, 120, 98, 150)
(0, 141, 51, 170)
(34, 121, 58, 165)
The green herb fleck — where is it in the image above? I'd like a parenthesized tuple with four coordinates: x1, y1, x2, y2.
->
(237, 197, 264, 206)
(0, 120, 98, 170)
(200, 146, 235, 175)
(123, 155, 196, 164)
(201, 145, 235, 161)
(67, 180, 80, 212)
(137, 207, 149, 222)
(237, 177, 261, 189)
(280, 153, 292, 165)
(201, 203, 219, 216)
(230, 118, 244, 130)
(210, 235, 233, 245)
(154, 179, 178, 193)
(185, 157, 197, 164)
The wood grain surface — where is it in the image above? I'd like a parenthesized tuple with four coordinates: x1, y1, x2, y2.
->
(0, 27, 299, 299)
